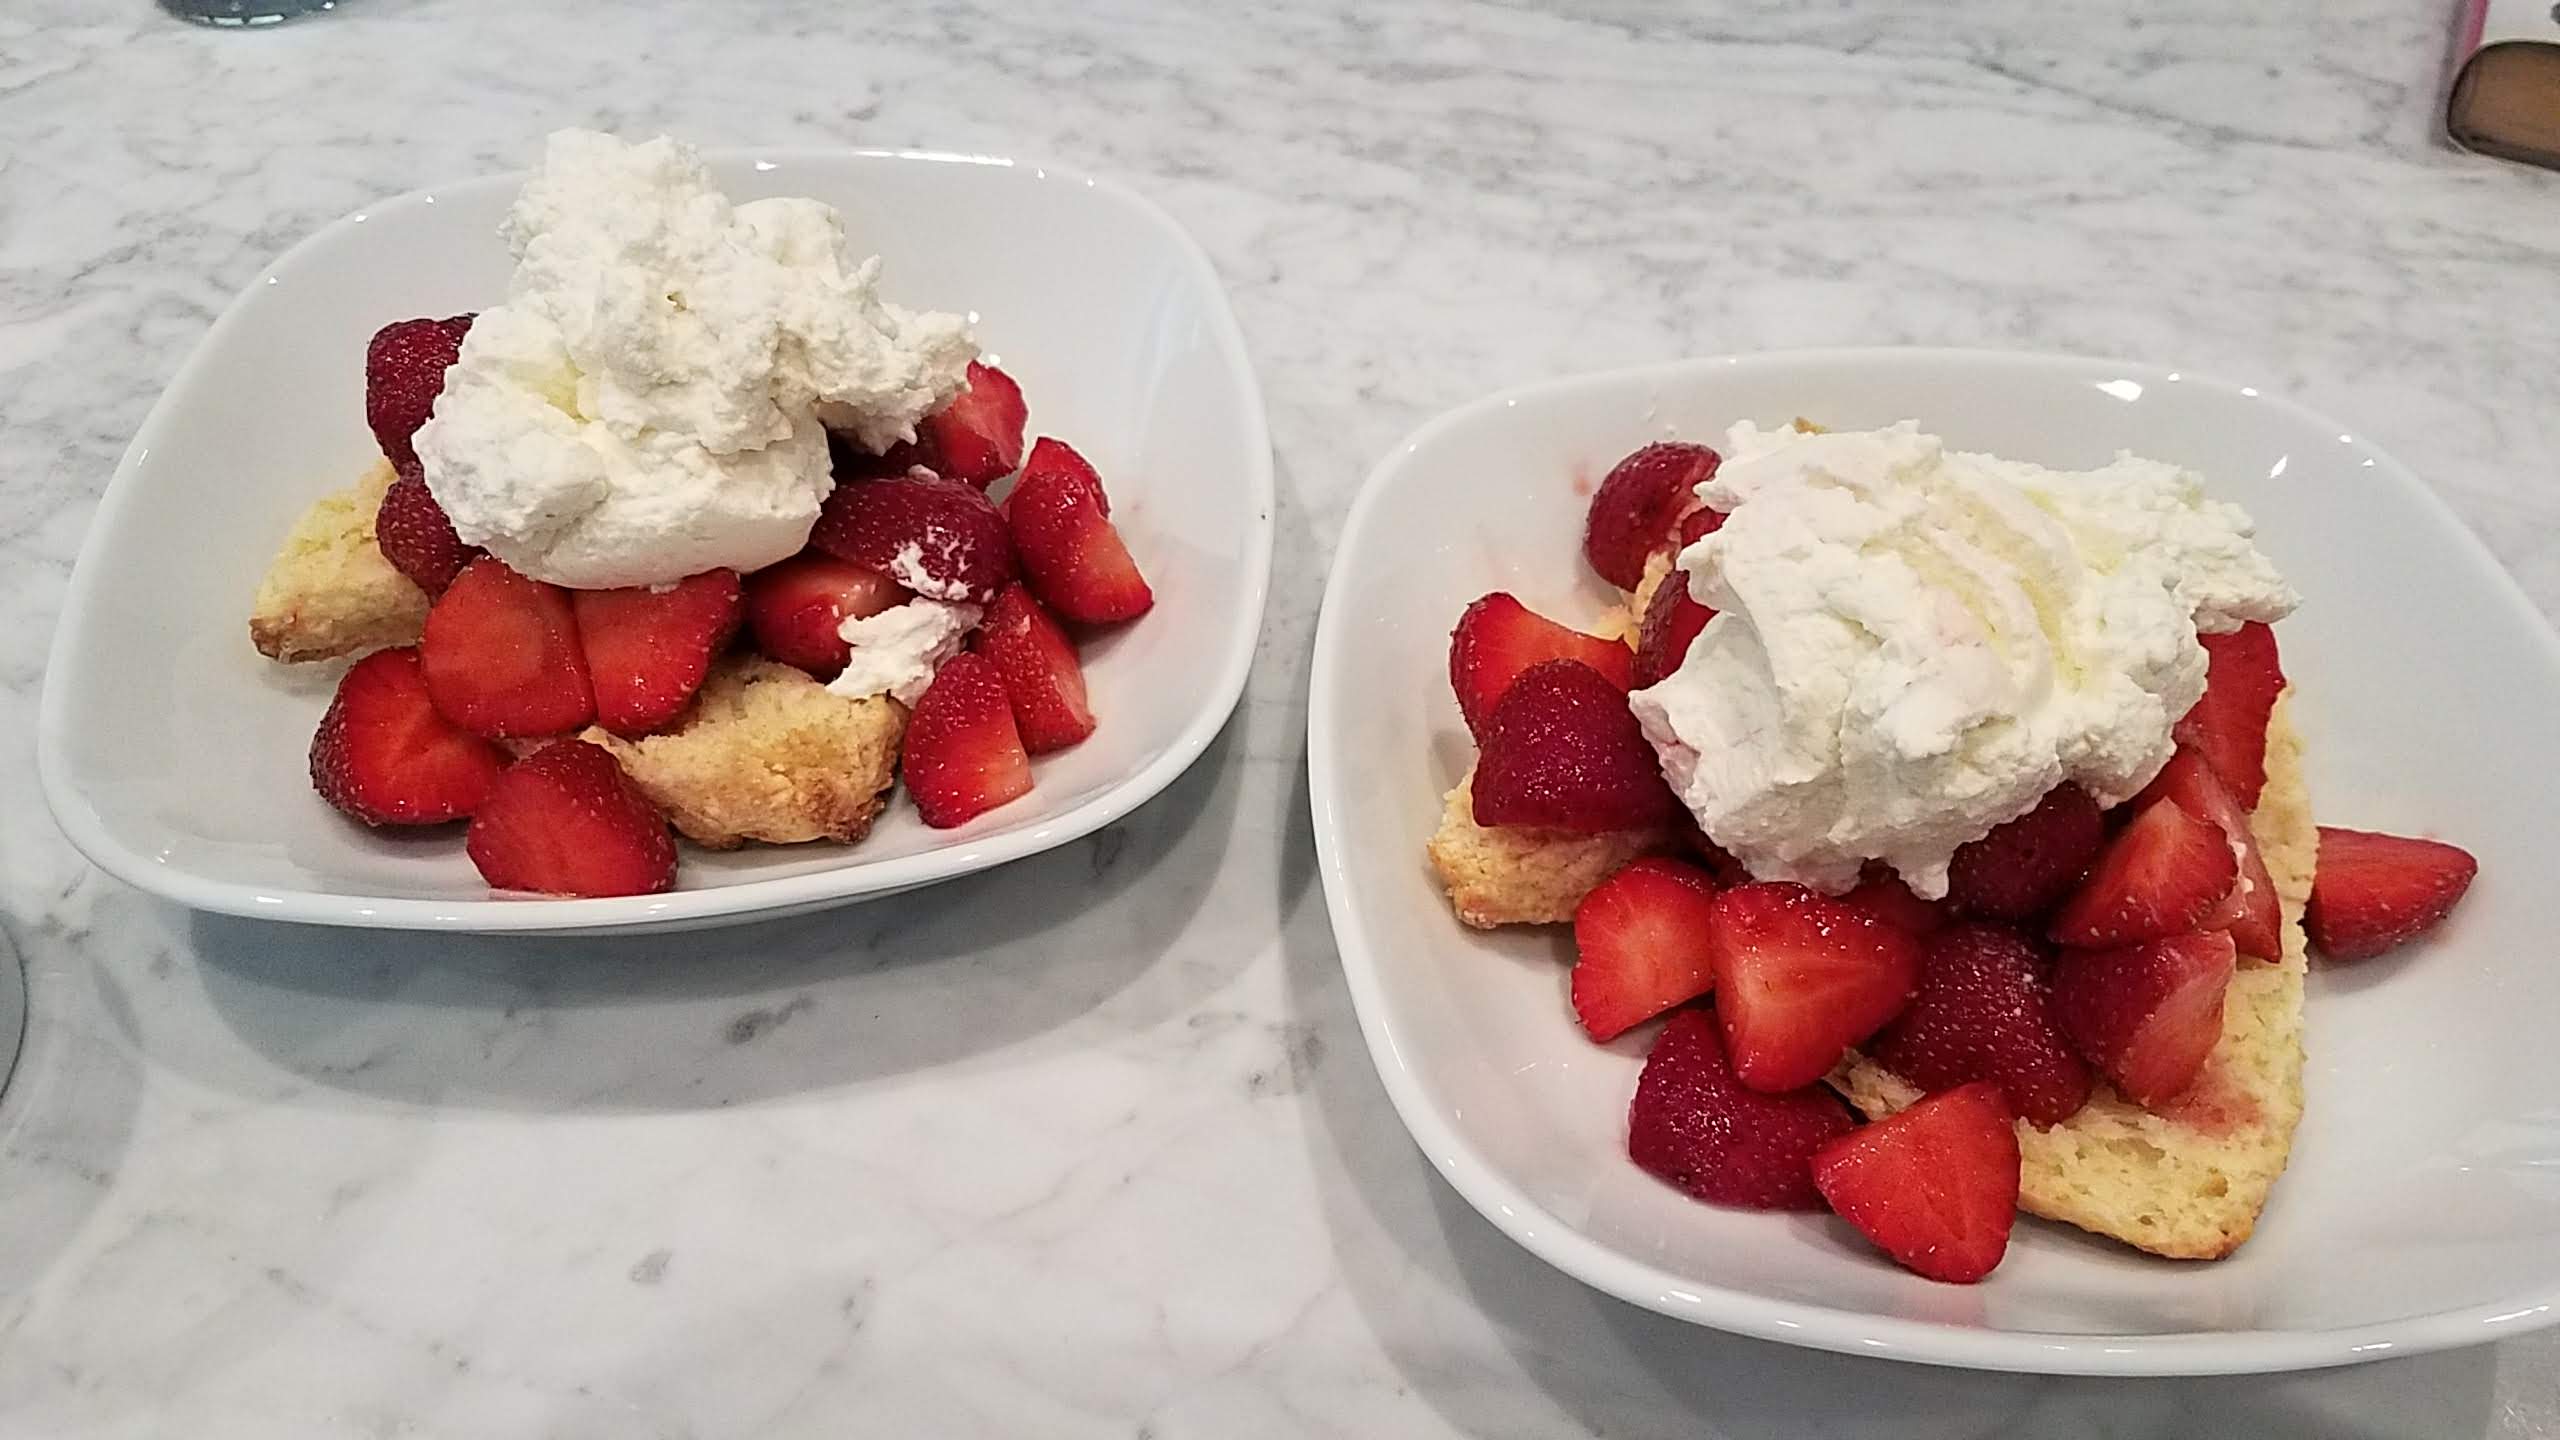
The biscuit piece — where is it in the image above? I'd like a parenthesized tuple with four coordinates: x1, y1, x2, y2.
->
(1426, 766, 1666, 928)
(587, 657, 905, 849)
(1833, 694, 2314, 1260)
(249, 460, 430, 663)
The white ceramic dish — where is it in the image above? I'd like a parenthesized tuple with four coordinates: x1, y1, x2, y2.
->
(1309, 349, 2560, 1375)
(41, 150, 1271, 934)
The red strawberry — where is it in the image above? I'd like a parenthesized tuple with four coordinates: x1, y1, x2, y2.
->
(2173, 622, 2284, 808)
(2051, 930, 2236, 1107)
(1632, 567, 1715, 688)
(465, 739, 677, 898)
(1674, 504, 1725, 549)
(1945, 783, 2105, 923)
(811, 473, 1015, 605)
(919, 361, 1028, 488)
(973, 583, 1094, 754)
(2048, 798, 2237, 948)
(2305, 827, 2480, 961)
(831, 427, 941, 483)
(2137, 748, 2280, 959)
(375, 467, 479, 595)
(1627, 1009, 1858, 1211)
(571, 569, 744, 737)
(309, 647, 507, 826)
(1707, 881, 1922, 1092)
(1839, 870, 1947, 940)
(1470, 659, 1677, 833)
(1812, 1082, 2020, 1284)
(1570, 857, 1722, 1041)
(1675, 817, 1753, 886)
(1868, 923, 2093, 1126)
(743, 552, 910, 679)
(420, 558, 596, 739)
(902, 651, 1033, 828)
(1584, 442, 1718, 590)
(1447, 592, 1634, 739)
(365, 315, 473, 471)
(1004, 439, 1152, 624)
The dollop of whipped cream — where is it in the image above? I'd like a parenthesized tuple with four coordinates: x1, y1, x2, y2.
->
(414, 129, 975, 588)
(826, 598, 981, 707)
(1628, 421, 2297, 899)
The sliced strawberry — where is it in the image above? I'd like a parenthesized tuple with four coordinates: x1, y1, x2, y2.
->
(2306, 827, 2480, 961)
(1570, 857, 1722, 1041)
(571, 569, 744, 738)
(1632, 567, 1715, 688)
(919, 361, 1028, 488)
(1674, 504, 1725, 549)
(973, 583, 1094, 754)
(365, 314, 472, 471)
(1004, 438, 1152, 624)
(420, 558, 595, 739)
(1447, 592, 1633, 739)
(1628, 1008, 1858, 1211)
(1471, 659, 1677, 833)
(831, 427, 941, 483)
(1946, 783, 2105, 923)
(743, 552, 910, 679)
(902, 651, 1033, 828)
(1707, 881, 1922, 1093)
(1869, 923, 2093, 1126)
(2137, 748, 2280, 959)
(811, 473, 1015, 605)
(309, 647, 507, 826)
(1584, 442, 1718, 590)
(465, 739, 677, 898)
(2048, 798, 2237, 948)
(2173, 621, 2284, 808)
(2051, 930, 2235, 1107)
(1839, 870, 1947, 940)
(1812, 1082, 2020, 1284)
(376, 467, 479, 595)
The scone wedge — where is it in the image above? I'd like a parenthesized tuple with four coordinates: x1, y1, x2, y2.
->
(248, 460, 429, 662)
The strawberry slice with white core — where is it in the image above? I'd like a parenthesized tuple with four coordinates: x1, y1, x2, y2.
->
(309, 647, 507, 826)
(1570, 857, 1722, 1041)
(973, 583, 1095, 754)
(420, 558, 596, 739)
(1005, 438, 1152, 624)
(2137, 747, 2281, 959)
(2048, 797, 2237, 949)
(1447, 592, 1633, 740)
(465, 739, 678, 898)
(572, 570, 744, 738)
(1706, 881, 1922, 1093)
(2051, 929, 2236, 1107)
(919, 361, 1028, 488)
(901, 651, 1034, 828)
(1812, 1081, 2021, 1284)
(743, 552, 910, 679)
(2306, 827, 2480, 961)
(2173, 621, 2284, 808)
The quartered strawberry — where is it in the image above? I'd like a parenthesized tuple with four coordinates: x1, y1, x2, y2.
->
(1946, 783, 2104, 923)
(1628, 1008, 1859, 1211)
(309, 647, 507, 826)
(465, 739, 677, 898)
(974, 583, 1094, 754)
(2051, 930, 2235, 1107)
(1812, 1082, 2020, 1284)
(376, 467, 479, 595)
(1584, 442, 1718, 590)
(420, 558, 595, 739)
(1447, 592, 1633, 739)
(1632, 567, 1715, 688)
(1707, 881, 1922, 1093)
(2305, 827, 2480, 961)
(1839, 870, 1946, 940)
(2138, 748, 2280, 959)
(902, 651, 1033, 828)
(811, 473, 1016, 605)
(1869, 923, 2093, 1126)
(365, 314, 472, 471)
(1470, 659, 1677, 833)
(2173, 621, 2284, 808)
(2048, 798, 2236, 949)
(919, 361, 1028, 488)
(571, 569, 743, 737)
(743, 552, 910, 679)
(1004, 438, 1152, 624)
(1570, 857, 1722, 1042)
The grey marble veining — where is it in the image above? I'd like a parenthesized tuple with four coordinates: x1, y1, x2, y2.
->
(3, 0, 2558, 1435)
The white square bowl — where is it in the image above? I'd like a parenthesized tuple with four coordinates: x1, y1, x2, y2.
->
(1308, 349, 2560, 1374)
(40, 150, 1271, 934)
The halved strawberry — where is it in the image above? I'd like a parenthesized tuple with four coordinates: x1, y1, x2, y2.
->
(1628, 1008, 1859, 1211)
(1471, 659, 1677, 833)
(2048, 798, 2237, 948)
(811, 473, 1016, 605)
(1812, 1082, 2020, 1284)
(1839, 870, 1946, 940)
(973, 583, 1094, 754)
(1707, 881, 1921, 1093)
(465, 739, 677, 898)
(1447, 592, 1633, 740)
(376, 467, 479, 595)
(1584, 442, 1718, 590)
(2051, 930, 2235, 1107)
(743, 552, 910, 678)
(420, 558, 595, 739)
(1868, 923, 2093, 1126)
(309, 647, 507, 826)
(1945, 783, 2104, 923)
(919, 361, 1028, 488)
(572, 569, 743, 737)
(1004, 439, 1152, 624)
(2173, 621, 2284, 808)
(2305, 827, 2480, 961)
(365, 314, 472, 471)
(1632, 567, 1715, 688)
(1570, 857, 1722, 1041)
(2137, 748, 2280, 959)
(902, 651, 1033, 828)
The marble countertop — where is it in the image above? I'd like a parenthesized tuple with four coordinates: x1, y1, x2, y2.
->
(4, 1, 2558, 1435)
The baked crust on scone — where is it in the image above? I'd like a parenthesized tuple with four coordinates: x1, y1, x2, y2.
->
(1426, 766, 1667, 928)
(249, 460, 430, 663)
(586, 656, 905, 849)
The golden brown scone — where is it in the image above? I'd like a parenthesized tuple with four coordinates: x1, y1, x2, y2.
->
(1426, 766, 1666, 928)
(1833, 693, 2314, 1260)
(587, 656, 906, 849)
(249, 460, 429, 662)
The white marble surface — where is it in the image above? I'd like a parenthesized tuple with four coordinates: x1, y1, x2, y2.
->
(3, 0, 2558, 1434)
